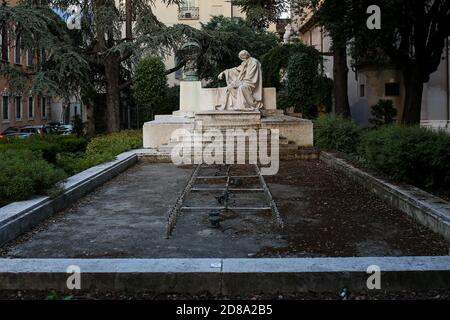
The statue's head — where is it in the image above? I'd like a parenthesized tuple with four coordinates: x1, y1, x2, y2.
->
(238, 50, 251, 61)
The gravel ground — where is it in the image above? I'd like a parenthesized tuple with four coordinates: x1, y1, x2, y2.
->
(262, 160, 450, 257)
(0, 160, 449, 258)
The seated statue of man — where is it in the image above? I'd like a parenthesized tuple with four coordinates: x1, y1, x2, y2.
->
(216, 50, 264, 111)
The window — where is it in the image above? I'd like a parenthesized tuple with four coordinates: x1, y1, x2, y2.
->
(15, 34, 21, 64)
(28, 97, 34, 119)
(40, 48, 47, 65)
(27, 49, 34, 66)
(15, 97, 22, 119)
(360, 84, 365, 98)
(181, 0, 197, 9)
(385, 83, 400, 97)
(179, 0, 199, 19)
(41, 97, 47, 118)
(2, 96, 9, 120)
(1, 26, 8, 62)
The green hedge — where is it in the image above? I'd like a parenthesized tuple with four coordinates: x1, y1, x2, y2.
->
(0, 150, 67, 207)
(57, 130, 143, 175)
(314, 116, 450, 190)
(314, 116, 362, 154)
(0, 135, 88, 164)
(358, 126, 450, 189)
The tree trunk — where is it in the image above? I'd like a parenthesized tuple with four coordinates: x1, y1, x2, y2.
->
(402, 64, 424, 125)
(125, 0, 132, 40)
(333, 44, 351, 117)
(85, 104, 96, 138)
(104, 56, 121, 133)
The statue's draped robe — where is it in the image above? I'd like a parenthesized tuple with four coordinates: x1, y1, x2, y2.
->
(219, 57, 263, 111)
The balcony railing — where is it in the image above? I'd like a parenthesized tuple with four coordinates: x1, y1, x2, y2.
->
(178, 7, 200, 20)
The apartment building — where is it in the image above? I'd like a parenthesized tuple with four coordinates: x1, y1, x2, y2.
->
(155, 0, 247, 85)
(0, 0, 86, 133)
(0, 0, 51, 133)
(116, 0, 247, 85)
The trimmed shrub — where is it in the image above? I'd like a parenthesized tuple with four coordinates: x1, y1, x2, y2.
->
(86, 130, 142, 156)
(369, 99, 397, 127)
(358, 126, 450, 189)
(58, 130, 142, 175)
(0, 135, 88, 164)
(314, 116, 363, 154)
(0, 150, 67, 207)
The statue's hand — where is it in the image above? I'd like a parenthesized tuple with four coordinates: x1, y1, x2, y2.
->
(218, 72, 224, 80)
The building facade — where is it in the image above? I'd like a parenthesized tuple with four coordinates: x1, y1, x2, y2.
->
(292, 16, 450, 131)
(0, 0, 51, 133)
(0, 0, 86, 133)
(150, 0, 246, 85)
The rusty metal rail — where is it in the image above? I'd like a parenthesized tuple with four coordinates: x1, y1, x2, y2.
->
(165, 164, 284, 238)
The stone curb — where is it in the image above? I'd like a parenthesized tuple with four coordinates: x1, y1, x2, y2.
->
(0, 151, 141, 246)
(0, 257, 449, 293)
(320, 152, 450, 240)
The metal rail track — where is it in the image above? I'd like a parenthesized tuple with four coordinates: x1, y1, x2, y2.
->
(165, 164, 284, 238)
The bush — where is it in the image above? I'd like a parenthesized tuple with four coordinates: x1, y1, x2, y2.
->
(369, 99, 397, 127)
(133, 56, 168, 124)
(0, 150, 67, 207)
(58, 130, 142, 175)
(86, 130, 142, 156)
(358, 126, 450, 189)
(261, 43, 332, 117)
(314, 116, 362, 154)
(0, 135, 88, 163)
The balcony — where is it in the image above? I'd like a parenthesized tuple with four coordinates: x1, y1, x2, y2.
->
(178, 7, 200, 20)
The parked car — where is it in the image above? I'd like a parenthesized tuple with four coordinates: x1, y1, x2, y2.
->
(19, 125, 57, 136)
(0, 126, 22, 139)
(4, 132, 33, 139)
(57, 124, 74, 135)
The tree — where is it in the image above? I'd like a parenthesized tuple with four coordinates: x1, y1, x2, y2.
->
(200, 16, 279, 85)
(133, 56, 167, 124)
(355, 0, 450, 125)
(0, 3, 89, 102)
(2, 1, 248, 132)
(238, 0, 450, 125)
(260, 42, 332, 117)
(235, 0, 352, 117)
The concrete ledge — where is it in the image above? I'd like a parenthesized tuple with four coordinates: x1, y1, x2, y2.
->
(0, 257, 449, 293)
(0, 151, 139, 246)
(320, 152, 450, 240)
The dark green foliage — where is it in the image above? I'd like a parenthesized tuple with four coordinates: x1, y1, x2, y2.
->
(314, 116, 362, 154)
(133, 56, 168, 124)
(263, 43, 332, 117)
(0, 150, 67, 207)
(358, 127, 450, 189)
(72, 114, 85, 137)
(0, 136, 88, 164)
(314, 117, 450, 190)
(0, 3, 90, 99)
(200, 16, 279, 86)
(164, 85, 180, 114)
(369, 99, 397, 127)
(57, 130, 143, 175)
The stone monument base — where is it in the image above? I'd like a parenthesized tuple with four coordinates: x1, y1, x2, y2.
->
(143, 111, 313, 149)
(142, 81, 314, 151)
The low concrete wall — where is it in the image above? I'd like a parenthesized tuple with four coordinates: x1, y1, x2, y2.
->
(320, 152, 450, 240)
(0, 257, 449, 293)
(0, 151, 139, 246)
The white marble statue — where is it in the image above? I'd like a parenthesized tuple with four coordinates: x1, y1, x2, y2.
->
(216, 50, 263, 111)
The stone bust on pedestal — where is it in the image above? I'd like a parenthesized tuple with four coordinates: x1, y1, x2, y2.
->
(216, 50, 264, 111)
